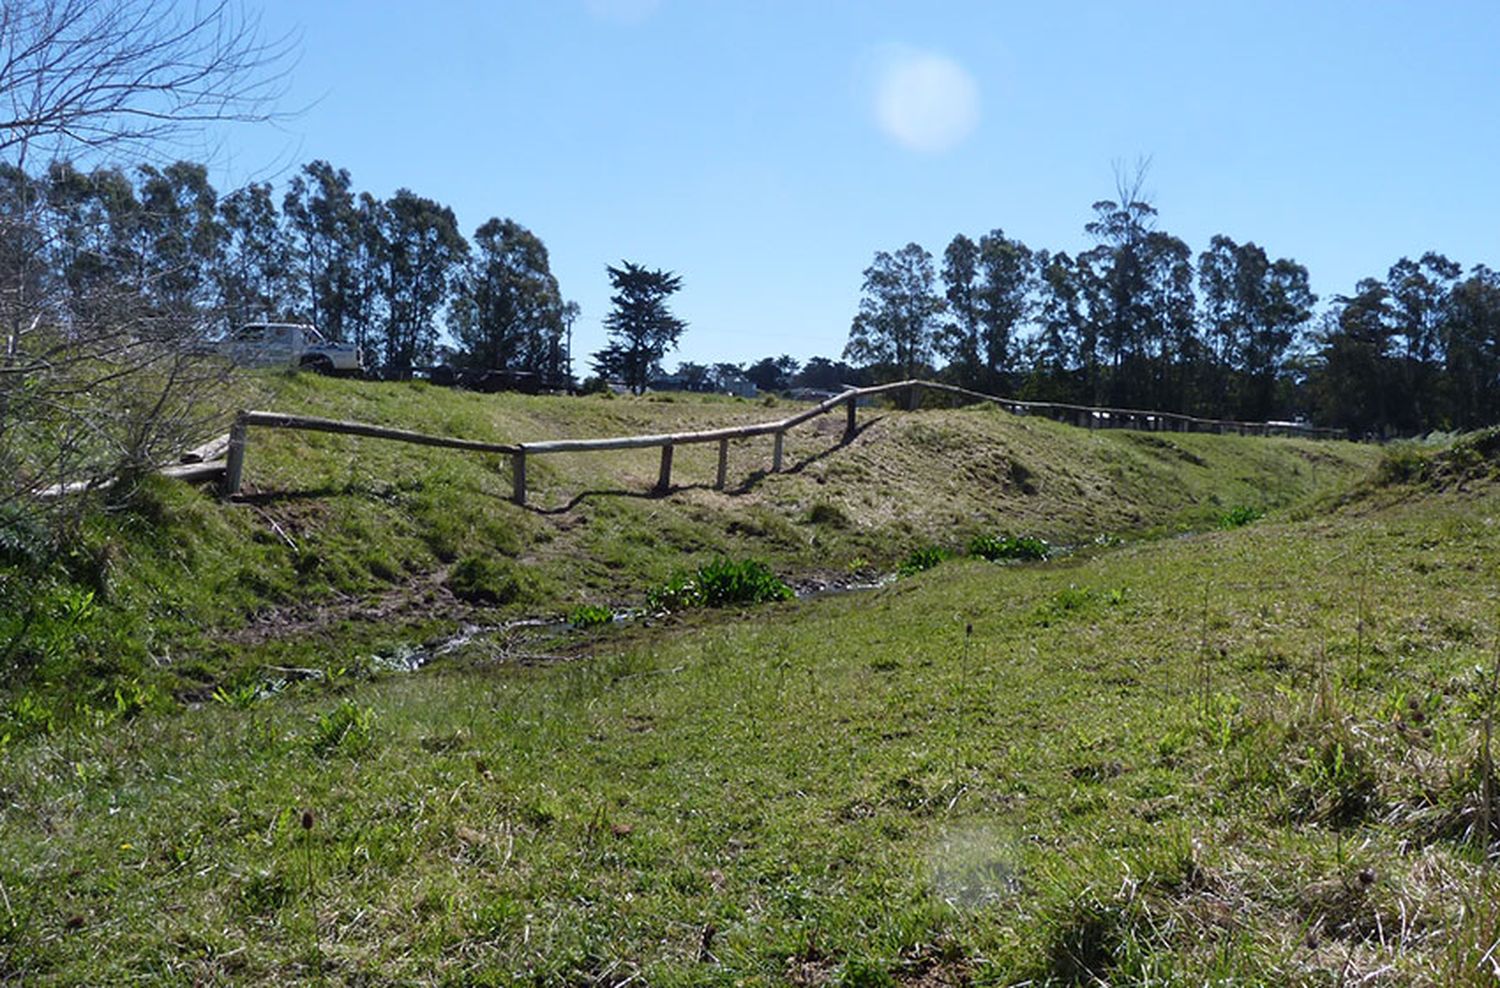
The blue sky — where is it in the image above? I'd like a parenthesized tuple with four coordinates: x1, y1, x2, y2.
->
(219, 1, 1500, 369)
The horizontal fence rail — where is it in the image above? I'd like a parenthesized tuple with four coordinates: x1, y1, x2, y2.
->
(216, 380, 1346, 505)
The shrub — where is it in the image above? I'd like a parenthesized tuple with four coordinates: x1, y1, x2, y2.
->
(645, 558, 793, 612)
(897, 545, 949, 577)
(969, 533, 1049, 562)
(1374, 443, 1432, 486)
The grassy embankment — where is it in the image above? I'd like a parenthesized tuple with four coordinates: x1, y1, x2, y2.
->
(9, 383, 1500, 982)
(0, 372, 1375, 734)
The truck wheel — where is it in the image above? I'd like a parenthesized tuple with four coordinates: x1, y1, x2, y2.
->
(300, 355, 335, 376)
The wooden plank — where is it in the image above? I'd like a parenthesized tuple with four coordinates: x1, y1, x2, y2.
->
(844, 395, 857, 442)
(772, 431, 783, 473)
(180, 433, 231, 464)
(160, 459, 226, 482)
(715, 438, 728, 490)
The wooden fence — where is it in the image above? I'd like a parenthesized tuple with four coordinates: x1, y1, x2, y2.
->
(218, 379, 1346, 506)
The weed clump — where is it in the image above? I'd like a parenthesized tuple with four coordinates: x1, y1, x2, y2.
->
(969, 533, 1049, 562)
(446, 555, 528, 606)
(804, 500, 850, 528)
(568, 604, 614, 628)
(897, 545, 949, 577)
(309, 699, 374, 757)
(646, 558, 793, 612)
(1217, 505, 1263, 529)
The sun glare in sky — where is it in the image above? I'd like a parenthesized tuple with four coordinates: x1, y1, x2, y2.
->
(872, 48, 981, 154)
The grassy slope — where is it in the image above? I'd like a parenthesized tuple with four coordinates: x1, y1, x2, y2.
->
(3, 443, 1499, 983)
(0, 373, 1377, 724)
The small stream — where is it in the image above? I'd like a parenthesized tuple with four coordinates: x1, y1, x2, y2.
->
(340, 543, 1096, 681)
(356, 572, 902, 676)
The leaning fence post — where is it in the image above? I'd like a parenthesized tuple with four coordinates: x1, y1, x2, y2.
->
(844, 396, 857, 443)
(221, 412, 248, 498)
(511, 450, 527, 505)
(715, 438, 728, 490)
(772, 431, 784, 472)
(657, 443, 674, 492)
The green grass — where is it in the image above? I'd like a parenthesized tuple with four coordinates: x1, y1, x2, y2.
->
(4, 460, 1500, 983)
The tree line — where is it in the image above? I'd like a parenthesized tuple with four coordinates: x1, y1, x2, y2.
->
(843, 174, 1500, 435)
(0, 157, 576, 380)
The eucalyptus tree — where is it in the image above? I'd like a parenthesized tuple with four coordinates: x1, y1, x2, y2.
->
(450, 217, 567, 378)
(939, 230, 1035, 391)
(216, 182, 297, 330)
(378, 189, 467, 375)
(844, 242, 943, 382)
(1443, 265, 1500, 429)
(1197, 235, 1314, 419)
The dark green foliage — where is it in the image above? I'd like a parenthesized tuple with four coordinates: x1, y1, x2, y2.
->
(645, 557, 793, 612)
(969, 533, 1049, 562)
(0, 504, 50, 568)
(897, 545, 949, 577)
(1216, 506, 1263, 529)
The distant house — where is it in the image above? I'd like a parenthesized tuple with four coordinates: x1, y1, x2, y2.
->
(718, 372, 757, 398)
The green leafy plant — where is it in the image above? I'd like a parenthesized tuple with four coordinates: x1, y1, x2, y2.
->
(308, 699, 374, 757)
(568, 604, 614, 628)
(969, 533, 1050, 562)
(897, 545, 949, 577)
(1217, 506, 1263, 529)
(645, 558, 793, 612)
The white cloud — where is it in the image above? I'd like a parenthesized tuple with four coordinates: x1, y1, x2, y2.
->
(585, 0, 662, 23)
(871, 49, 980, 154)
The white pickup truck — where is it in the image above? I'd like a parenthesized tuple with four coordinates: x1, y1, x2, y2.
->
(218, 322, 363, 376)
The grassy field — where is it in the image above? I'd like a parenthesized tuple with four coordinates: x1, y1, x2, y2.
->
(2, 425, 1499, 984)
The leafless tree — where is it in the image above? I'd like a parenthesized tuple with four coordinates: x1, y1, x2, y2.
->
(0, 0, 295, 517)
(1, 0, 294, 167)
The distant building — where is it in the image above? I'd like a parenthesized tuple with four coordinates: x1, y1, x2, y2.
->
(718, 372, 757, 398)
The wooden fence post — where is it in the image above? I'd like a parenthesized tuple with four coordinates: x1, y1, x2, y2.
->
(772, 431, 784, 472)
(844, 396, 857, 443)
(511, 451, 527, 505)
(715, 438, 728, 490)
(221, 412, 248, 498)
(657, 443, 674, 492)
